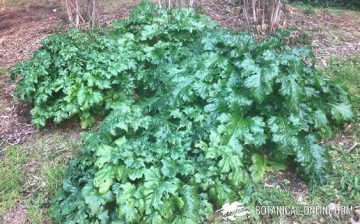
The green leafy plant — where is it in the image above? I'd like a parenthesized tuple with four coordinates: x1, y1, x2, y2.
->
(339, 173, 360, 201)
(11, 1, 355, 223)
(10, 29, 138, 128)
(51, 103, 252, 223)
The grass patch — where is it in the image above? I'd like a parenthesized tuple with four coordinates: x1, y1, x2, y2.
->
(311, 54, 360, 209)
(253, 147, 359, 223)
(0, 132, 80, 222)
(0, 147, 26, 216)
(310, 148, 360, 206)
(21, 132, 80, 223)
(24, 163, 69, 223)
(322, 55, 360, 109)
(0, 67, 6, 77)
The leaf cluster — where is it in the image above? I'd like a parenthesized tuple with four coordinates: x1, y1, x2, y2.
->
(11, 1, 355, 223)
(11, 28, 138, 128)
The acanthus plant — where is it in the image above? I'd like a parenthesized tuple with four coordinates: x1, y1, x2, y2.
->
(10, 0, 355, 223)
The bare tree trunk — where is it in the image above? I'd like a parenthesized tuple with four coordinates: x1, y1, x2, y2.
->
(243, 0, 249, 25)
(252, 0, 257, 23)
(63, 0, 97, 27)
(261, 0, 265, 29)
(241, 0, 283, 32)
(157, 0, 195, 9)
(75, 0, 80, 27)
(91, 0, 96, 26)
(189, 0, 193, 7)
(272, 0, 281, 31)
(64, 0, 74, 25)
(66, 0, 85, 27)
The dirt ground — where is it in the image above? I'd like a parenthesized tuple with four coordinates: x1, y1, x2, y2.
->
(285, 7, 360, 66)
(0, 4, 62, 68)
(1, 202, 28, 224)
(0, 1, 359, 223)
(0, 4, 62, 150)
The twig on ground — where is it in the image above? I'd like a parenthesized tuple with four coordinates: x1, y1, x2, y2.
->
(346, 142, 359, 153)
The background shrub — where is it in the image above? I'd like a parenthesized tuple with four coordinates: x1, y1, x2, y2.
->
(289, 0, 360, 9)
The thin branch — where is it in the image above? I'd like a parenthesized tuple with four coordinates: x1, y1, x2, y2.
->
(67, 0, 86, 24)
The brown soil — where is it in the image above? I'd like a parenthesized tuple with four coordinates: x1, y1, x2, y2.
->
(200, 0, 247, 30)
(1, 202, 27, 224)
(0, 4, 65, 147)
(0, 4, 64, 68)
(286, 8, 360, 66)
(0, 5, 71, 146)
(265, 171, 309, 200)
